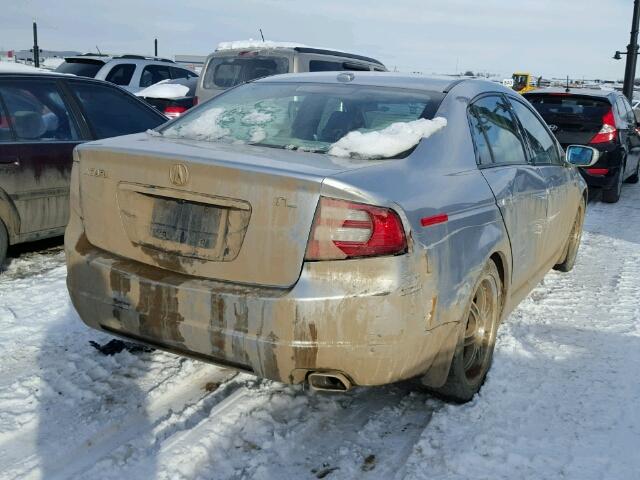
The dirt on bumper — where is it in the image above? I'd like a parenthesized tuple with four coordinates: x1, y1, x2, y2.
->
(66, 215, 455, 387)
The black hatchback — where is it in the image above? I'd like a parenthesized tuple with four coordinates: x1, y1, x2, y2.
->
(524, 88, 640, 203)
(0, 72, 167, 266)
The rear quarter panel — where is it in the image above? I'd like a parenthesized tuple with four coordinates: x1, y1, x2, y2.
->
(326, 81, 512, 332)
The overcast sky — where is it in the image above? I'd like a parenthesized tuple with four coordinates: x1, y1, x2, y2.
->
(1, 0, 635, 79)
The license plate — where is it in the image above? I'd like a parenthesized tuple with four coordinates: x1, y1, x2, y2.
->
(150, 197, 222, 249)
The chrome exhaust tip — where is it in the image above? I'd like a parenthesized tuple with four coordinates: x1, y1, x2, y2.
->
(307, 371, 352, 392)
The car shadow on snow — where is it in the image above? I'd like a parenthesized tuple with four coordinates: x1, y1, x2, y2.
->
(583, 182, 640, 245)
(1, 235, 64, 277)
(35, 269, 158, 479)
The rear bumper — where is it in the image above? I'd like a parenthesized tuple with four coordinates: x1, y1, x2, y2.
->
(65, 213, 454, 386)
(578, 166, 621, 189)
(572, 145, 623, 189)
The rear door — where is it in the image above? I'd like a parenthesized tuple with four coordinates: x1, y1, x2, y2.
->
(508, 96, 576, 263)
(469, 94, 549, 293)
(0, 77, 83, 237)
(616, 95, 640, 176)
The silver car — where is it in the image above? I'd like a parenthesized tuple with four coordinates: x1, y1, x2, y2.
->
(66, 72, 588, 402)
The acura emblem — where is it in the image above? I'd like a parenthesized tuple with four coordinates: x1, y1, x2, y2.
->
(169, 164, 189, 186)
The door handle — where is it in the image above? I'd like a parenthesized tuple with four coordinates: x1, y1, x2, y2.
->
(0, 155, 20, 166)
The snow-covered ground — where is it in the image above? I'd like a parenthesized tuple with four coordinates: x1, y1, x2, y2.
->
(1, 184, 639, 479)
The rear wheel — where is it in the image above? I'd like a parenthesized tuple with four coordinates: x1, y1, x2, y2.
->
(602, 167, 623, 203)
(0, 220, 7, 269)
(554, 199, 585, 272)
(430, 261, 502, 403)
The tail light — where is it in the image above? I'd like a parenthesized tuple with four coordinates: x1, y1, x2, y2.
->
(589, 108, 617, 144)
(164, 105, 188, 119)
(305, 197, 407, 261)
(586, 168, 609, 176)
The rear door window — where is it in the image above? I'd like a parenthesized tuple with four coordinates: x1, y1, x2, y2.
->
(468, 95, 527, 166)
(509, 98, 561, 165)
(105, 64, 136, 86)
(0, 79, 80, 141)
(170, 67, 197, 79)
(67, 81, 165, 138)
(203, 56, 289, 89)
(309, 60, 371, 72)
(140, 65, 172, 88)
(0, 98, 12, 141)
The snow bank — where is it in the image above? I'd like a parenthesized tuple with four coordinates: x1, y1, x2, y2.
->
(328, 117, 447, 159)
(217, 39, 308, 51)
(0, 62, 51, 74)
(136, 80, 190, 99)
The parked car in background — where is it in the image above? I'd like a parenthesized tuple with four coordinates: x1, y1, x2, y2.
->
(67, 72, 587, 402)
(136, 77, 198, 119)
(524, 88, 640, 202)
(0, 72, 167, 266)
(55, 54, 197, 93)
(196, 40, 386, 103)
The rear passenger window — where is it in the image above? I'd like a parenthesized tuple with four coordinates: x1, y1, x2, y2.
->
(0, 99, 12, 141)
(0, 80, 79, 141)
(309, 60, 343, 72)
(621, 97, 636, 125)
(68, 81, 165, 138)
(509, 99, 560, 165)
(309, 60, 370, 72)
(140, 65, 171, 87)
(170, 67, 196, 79)
(105, 64, 135, 86)
(469, 95, 527, 166)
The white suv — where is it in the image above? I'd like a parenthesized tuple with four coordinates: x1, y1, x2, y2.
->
(56, 54, 197, 93)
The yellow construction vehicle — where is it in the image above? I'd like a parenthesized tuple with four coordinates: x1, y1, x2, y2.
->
(511, 72, 543, 93)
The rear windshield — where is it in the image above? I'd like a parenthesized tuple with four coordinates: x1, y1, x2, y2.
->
(55, 60, 105, 78)
(202, 56, 289, 89)
(161, 82, 444, 156)
(525, 94, 610, 122)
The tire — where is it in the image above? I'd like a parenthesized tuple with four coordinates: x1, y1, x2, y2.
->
(554, 199, 585, 272)
(626, 158, 639, 184)
(429, 260, 502, 403)
(602, 167, 623, 203)
(0, 220, 7, 269)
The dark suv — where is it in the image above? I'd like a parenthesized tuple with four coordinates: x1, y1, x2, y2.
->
(0, 72, 167, 266)
(524, 88, 640, 203)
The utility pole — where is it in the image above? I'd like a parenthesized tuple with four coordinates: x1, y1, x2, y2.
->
(32, 21, 40, 67)
(154, 38, 158, 57)
(623, 0, 640, 101)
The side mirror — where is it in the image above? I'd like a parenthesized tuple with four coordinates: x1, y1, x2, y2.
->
(566, 145, 600, 167)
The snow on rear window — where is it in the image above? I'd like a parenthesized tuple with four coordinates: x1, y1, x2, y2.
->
(328, 117, 447, 159)
(160, 82, 446, 157)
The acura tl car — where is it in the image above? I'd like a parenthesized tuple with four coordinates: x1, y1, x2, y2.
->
(66, 72, 587, 402)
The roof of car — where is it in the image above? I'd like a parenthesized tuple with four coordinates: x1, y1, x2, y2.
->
(524, 87, 621, 98)
(63, 54, 175, 64)
(254, 71, 487, 93)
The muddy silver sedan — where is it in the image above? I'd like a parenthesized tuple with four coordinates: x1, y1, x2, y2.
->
(66, 72, 587, 402)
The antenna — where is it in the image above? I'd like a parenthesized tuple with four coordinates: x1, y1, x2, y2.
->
(259, 29, 265, 42)
(96, 45, 102, 55)
(565, 75, 570, 93)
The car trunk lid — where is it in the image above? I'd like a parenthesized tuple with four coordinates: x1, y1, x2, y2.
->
(76, 134, 371, 287)
(525, 93, 612, 147)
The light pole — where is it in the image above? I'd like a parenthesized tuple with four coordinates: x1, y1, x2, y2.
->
(614, 0, 640, 101)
